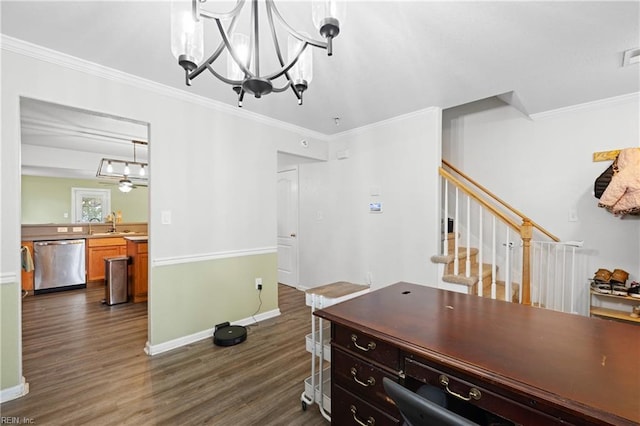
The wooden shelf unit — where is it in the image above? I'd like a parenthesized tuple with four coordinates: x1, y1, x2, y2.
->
(589, 290, 640, 324)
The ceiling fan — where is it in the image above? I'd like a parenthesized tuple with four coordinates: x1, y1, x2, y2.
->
(96, 140, 148, 192)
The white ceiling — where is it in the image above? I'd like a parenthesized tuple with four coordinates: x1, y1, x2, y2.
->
(2, 1, 639, 178)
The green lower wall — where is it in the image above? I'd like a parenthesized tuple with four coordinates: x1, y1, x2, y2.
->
(1, 282, 21, 391)
(149, 253, 278, 346)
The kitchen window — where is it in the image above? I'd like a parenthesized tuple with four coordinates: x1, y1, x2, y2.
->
(71, 188, 111, 223)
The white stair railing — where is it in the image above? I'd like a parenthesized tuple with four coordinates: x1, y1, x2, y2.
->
(531, 240, 588, 315)
(436, 161, 586, 311)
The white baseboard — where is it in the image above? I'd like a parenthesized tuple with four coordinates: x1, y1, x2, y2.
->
(144, 308, 281, 356)
(0, 377, 29, 403)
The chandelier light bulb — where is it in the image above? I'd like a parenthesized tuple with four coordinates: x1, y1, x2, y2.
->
(312, 0, 345, 55)
(227, 33, 250, 82)
(123, 163, 130, 176)
(171, 0, 204, 79)
(139, 165, 146, 177)
(106, 161, 113, 173)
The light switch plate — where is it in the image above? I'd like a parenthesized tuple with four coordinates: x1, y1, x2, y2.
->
(161, 210, 172, 225)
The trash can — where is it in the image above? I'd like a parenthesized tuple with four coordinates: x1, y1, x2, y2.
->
(104, 256, 129, 305)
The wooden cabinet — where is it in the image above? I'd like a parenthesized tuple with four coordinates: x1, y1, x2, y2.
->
(86, 238, 126, 282)
(590, 290, 640, 325)
(21, 241, 34, 293)
(126, 238, 148, 303)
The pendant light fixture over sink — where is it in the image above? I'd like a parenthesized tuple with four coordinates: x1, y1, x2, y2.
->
(170, 0, 345, 107)
(97, 140, 148, 192)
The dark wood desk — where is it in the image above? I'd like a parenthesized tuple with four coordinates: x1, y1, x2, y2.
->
(315, 282, 640, 426)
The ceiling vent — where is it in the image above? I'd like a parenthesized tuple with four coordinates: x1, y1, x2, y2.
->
(622, 48, 640, 67)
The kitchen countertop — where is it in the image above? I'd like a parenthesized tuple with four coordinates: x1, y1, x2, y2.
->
(123, 235, 148, 242)
(22, 233, 147, 242)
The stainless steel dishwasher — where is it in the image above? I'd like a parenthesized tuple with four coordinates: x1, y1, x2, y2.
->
(34, 239, 86, 294)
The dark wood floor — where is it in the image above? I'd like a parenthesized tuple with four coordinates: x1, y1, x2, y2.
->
(1, 284, 328, 425)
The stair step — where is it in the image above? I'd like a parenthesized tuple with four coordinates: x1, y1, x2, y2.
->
(442, 262, 493, 287)
(441, 274, 478, 287)
(431, 247, 479, 264)
(446, 260, 488, 276)
(473, 281, 520, 303)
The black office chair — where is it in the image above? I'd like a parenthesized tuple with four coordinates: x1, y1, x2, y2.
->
(383, 377, 479, 426)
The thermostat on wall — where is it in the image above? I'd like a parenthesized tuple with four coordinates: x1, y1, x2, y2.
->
(369, 202, 382, 213)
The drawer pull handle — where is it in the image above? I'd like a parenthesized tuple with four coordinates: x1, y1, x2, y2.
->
(439, 375, 482, 401)
(350, 405, 376, 426)
(350, 367, 376, 387)
(351, 334, 376, 352)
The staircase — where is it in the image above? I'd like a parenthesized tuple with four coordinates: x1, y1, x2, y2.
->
(432, 232, 519, 303)
(433, 160, 586, 312)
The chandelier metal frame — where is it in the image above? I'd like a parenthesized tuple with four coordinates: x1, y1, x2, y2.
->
(175, 0, 341, 106)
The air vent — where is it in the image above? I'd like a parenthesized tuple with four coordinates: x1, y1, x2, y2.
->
(622, 47, 640, 67)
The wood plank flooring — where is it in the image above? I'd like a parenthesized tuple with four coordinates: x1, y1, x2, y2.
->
(1, 284, 328, 425)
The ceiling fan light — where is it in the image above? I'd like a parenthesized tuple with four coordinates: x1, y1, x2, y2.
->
(119, 179, 133, 193)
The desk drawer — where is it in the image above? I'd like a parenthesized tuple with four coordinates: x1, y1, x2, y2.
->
(405, 357, 561, 425)
(334, 325, 400, 370)
(332, 384, 401, 426)
(333, 347, 400, 414)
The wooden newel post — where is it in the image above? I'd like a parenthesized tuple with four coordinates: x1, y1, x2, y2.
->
(520, 219, 533, 305)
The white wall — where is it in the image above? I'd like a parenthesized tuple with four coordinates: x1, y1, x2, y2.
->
(443, 94, 640, 284)
(0, 38, 327, 395)
(298, 109, 443, 289)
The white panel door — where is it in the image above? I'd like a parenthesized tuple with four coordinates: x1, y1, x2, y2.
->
(277, 169, 299, 286)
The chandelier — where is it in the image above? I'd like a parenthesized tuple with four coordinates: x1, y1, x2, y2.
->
(96, 140, 148, 193)
(170, 0, 344, 107)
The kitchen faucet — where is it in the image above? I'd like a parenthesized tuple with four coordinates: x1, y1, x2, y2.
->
(109, 211, 117, 233)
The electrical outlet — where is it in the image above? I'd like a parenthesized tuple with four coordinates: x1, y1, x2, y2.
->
(255, 278, 262, 290)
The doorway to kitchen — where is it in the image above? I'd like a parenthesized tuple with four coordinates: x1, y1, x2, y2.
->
(19, 97, 151, 358)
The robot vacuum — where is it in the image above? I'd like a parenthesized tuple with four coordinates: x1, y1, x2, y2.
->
(213, 321, 247, 347)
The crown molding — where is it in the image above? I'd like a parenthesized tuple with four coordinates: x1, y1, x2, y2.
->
(530, 92, 640, 121)
(1, 35, 329, 141)
(328, 106, 442, 140)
